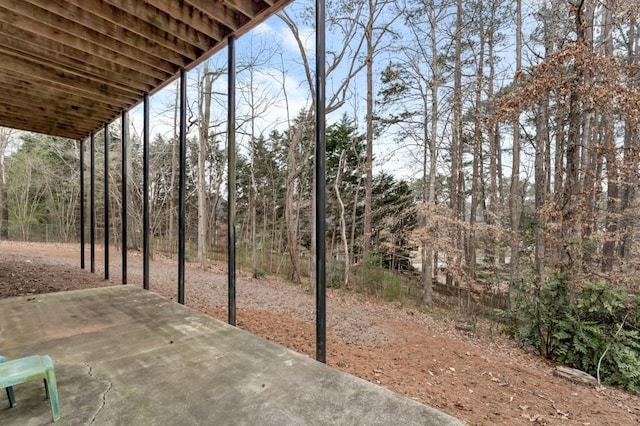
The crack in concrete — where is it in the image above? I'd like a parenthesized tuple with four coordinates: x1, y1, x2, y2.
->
(85, 363, 94, 377)
(88, 381, 113, 425)
(84, 362, 113, 425)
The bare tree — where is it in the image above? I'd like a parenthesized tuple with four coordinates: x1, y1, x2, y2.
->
(278, 2, 371, 287)
(509, 0, 522, 287)
(195, 60, 224, 269)
(360, 0, 401, 260)
(333, 150, 350, 287)
(236, 37, 280, 272)
(0, 127, 14, 239)
(7, 145, 47, 240)
(449, 0, 464, 286)
(618, 6, 640, 261)
(391, 0, 454, 303)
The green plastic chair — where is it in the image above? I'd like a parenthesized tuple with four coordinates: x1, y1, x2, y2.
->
(0, 356, 15, 407)
(0, 355, 60, 422)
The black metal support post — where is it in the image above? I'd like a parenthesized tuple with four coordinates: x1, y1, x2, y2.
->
(178, 68, 187, 305)
(90, 132, 96, 273)
(121, 111, 128, 284)
(104, 123, 110, 281)
(227, 35, 237, 326)
(143, 94, 150, 290)
(315, 0, 327, 363)
(80, 139, 85, 269)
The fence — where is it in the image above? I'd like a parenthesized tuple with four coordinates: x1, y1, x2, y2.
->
(3, 221, 80, 243)
(4, 224, 511, 313)
(403, 277, 510, 311)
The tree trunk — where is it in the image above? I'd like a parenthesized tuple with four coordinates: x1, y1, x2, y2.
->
(197, 62, 213, 269)
(487, 5, 500, 274)
(562, 0, 593, 274)
(619, 14, 639, 260)
(0, 128, 11, 239)
(250, 164, 257, 270)
(534, 91, 550, 281)
(284, 113, 311, 284)
(249, 77, 258, 272)
(509, 0, 522, 287)
(599, 0, 618, 271)
(421, 3, 441, 304)
(363, 1, 374, 260)
(349, 172, 362, 264)
(448, 0, 464, 287)
(470, 2, 484, 280)
(334, 151, 350, 288)
(169, 83, 179, 256)
(421, 97, 433, 304)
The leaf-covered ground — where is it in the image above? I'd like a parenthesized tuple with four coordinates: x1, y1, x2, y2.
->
(1, 241, 638, 425)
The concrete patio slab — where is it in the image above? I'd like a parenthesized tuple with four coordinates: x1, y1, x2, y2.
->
(0, 286, 463, 425)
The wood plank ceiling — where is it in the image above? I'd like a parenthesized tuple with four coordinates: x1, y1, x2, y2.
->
(0, 0, 292, 139)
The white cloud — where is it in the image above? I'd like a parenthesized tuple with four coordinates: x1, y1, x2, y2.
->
(253, 21, 275, 36)
(279, 25, 315, 59)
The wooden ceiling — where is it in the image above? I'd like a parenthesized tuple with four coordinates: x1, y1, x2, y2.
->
(0, 0, 292, 139)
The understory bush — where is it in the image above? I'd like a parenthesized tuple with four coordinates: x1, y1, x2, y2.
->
(513, 274, 640, 394)
(351, 256, 406, 301)
(326, 260, 346, 288)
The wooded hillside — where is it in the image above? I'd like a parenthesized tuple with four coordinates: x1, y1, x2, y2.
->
(0, 0, 639, 392)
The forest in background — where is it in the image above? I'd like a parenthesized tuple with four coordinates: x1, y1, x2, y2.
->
(0, 0, 639, 393)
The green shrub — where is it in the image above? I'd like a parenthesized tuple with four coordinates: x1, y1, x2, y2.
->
(351, 255, 385, 295)
(348, 256, 408, 302)
(326, 260, 346, 288)
(513, 275, 640, 394)
(383, 279, 401, 302)
(253, 268, 266, 279)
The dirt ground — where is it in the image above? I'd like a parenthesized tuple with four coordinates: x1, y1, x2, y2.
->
(1, 241, 639, 425)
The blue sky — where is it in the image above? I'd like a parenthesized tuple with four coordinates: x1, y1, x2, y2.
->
(125, 0, 533, 182)
(128, 6, 314, 147)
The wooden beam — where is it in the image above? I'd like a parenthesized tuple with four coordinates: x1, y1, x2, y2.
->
(185, 0, 246, 31)
(0, 24, 164, 89)
(0, 3, 185, 70)
(0, 0, 295, 140)
(0, 53, 139, 105)
(0, 7, 172, 79)
(0, 91, 115, 124)
(0, 103, 104, 127)
(102, 0, 214, 50)
(0, 91, 103, 119)
(143, 0, 226, 42)
(0, 106, 110, 130)
(61, 0, 206, 58)
(0, 74, 121, 114)
(0, 110, 88, 139)
(20, 0, 194, 63)
(222, 0, 262, 19)
(0, 91, 111, 122)
(0, 44, 148, 96)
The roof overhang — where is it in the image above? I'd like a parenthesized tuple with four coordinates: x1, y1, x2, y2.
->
(0, 0, 292, 140)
